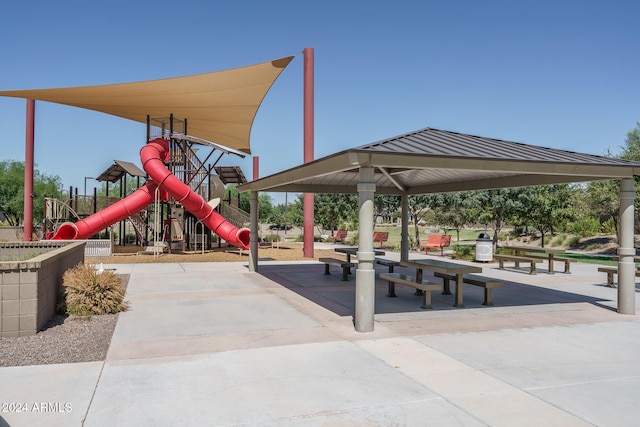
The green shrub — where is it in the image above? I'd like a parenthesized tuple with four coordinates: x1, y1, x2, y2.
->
(451, 244, 474, 260)
(565, 235, 581, 247)
(263, 234, 281, 242)
(61, 264, 128, 316)
(570, 217, 600, 238)
(601, 217, 616, 234)
(549, 234, 566, 247)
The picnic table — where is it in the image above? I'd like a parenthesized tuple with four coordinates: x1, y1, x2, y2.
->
(334, 246, 385, 263)
(399, 258, 481, 307)
(502, 245, 573, 274)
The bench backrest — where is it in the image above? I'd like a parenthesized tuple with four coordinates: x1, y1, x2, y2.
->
(335, 230, 348, 238)
(426, 234, 443, 245)
(426, 234, 451, 247)
(373, 231, 389, 242)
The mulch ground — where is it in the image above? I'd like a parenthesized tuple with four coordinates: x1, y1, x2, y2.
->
(86, 243, 340, 264)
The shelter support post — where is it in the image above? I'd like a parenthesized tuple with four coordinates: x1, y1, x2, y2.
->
(401, 193, 409, 261)
(617, 178, 635, 315)
(355, 167, 376, 332)
(23, 99, 35, 241)
(249, 191, 259, 272)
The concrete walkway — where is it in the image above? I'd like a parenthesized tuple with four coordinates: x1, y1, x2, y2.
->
(2, 253, 640, 426)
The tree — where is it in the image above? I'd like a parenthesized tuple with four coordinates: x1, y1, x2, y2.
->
(465, 188, 526, 247)
(313, 193, 358, 233)
(426, 192, 475, 241)
(0, 160, 62, 226)
(224, 184, 274, 223)
(408, 194, 429, 248)
(374, 195, 401, 224)
(527, 185, 573, 246)
(619, 121, 640, 161)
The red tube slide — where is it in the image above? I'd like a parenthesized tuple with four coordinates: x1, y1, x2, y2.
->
(140, 138, 249, 249)
(51, 181, 159, 240)
(52, 137, 250, 249)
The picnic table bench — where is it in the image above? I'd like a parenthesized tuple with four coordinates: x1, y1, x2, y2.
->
(597, 266, 640, 288)
(419, 234, 452, 256)
(434, 272, 504, 306)
(493, 254, 543, 275)
(502, 245, 573, 274)
(379, 272, 442, 309)
(373, 231, 389, 248)
(331, 230, 348, 243)
(521, 254, 576, 273)
(319, 257, 355, 281)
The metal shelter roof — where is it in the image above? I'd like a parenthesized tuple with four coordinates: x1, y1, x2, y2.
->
(239, 127, 640, 195)
(95, 160, 146, 183)
(214, 166, 248, 185)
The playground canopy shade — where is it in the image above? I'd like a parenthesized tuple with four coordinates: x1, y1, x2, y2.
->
(0, 56, 294, 154)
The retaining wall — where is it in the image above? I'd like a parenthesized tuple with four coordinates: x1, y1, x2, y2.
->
(0, 241, 86, 337)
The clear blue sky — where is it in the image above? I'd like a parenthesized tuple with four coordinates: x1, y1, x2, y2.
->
(1, 0, 638, 205)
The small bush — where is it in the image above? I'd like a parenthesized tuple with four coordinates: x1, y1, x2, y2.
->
(549, 234, 566, 247)
(565, 235, 581, 247)
(570, 217, 600, 238)
(263, 234, 281, 242)
(601, 217, 616, 234)
(451, 244, 474, 260)
(61, 264, 128, 316)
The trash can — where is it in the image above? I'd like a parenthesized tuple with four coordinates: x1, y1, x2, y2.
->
(475, 232, 493, 262)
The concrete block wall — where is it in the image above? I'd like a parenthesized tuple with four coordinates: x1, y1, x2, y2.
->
(1, 241, 85, 337)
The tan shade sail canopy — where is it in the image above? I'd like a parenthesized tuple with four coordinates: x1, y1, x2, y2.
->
(0, 56, 294, 154)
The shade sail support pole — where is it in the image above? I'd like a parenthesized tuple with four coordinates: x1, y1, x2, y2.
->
(249, 157, 260, 272)
(303, 47, 314, 258)
(23, 99, 35, 241)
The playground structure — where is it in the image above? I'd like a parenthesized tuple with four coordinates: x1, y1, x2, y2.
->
(46, 116, 251, 250)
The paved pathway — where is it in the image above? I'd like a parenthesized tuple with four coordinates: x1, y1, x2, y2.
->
(2, 256, 639, 426)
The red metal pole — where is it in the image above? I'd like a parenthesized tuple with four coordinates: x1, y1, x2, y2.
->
(253, 156, 259, 181)
(303, 47, 315, 258)
(23, 99, 35, 241)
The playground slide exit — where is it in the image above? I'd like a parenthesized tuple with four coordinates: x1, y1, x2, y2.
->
(50, 138, 250, 249)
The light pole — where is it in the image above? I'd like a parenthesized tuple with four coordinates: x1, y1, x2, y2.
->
(84, 176, 94, 196)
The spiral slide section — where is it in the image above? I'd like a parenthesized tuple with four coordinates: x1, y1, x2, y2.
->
(140, 138, 250, 249)
(52, 137, 250, 249)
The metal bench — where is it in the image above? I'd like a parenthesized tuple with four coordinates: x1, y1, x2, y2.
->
(373, 231, 389, 248)
(319, 257, 354, 281)
(494, 254, 543, 275)
(331, 230, 348, 243)
(434, 272, 504, 306)
(379, 272, 442, 309)
(419, 234, 452, 256)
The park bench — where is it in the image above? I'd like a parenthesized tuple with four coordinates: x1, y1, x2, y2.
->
(419, 234, 452, 256)
(597, 266, 640, 288)
(331, 230, 348, 243)
(434, 272, 504, 306)
(373, 231, 389, 248)
(319, 257, 354, 281)
(379, 272, 442, 309)
(516, 253, 577, 274)
(493, 254, 543, 275)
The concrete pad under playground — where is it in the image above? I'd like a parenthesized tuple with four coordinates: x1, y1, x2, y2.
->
(2, 254, 640, 426)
